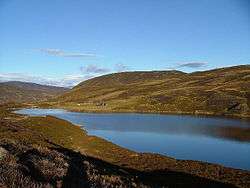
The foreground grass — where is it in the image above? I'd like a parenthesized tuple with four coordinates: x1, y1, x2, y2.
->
(1, 104, 250, 187)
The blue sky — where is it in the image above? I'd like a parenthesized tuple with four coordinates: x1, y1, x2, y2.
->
(0, 0, 249, 87)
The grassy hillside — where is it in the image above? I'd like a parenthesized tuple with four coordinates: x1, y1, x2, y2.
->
(0, 81, 69, 104)
(54, 65, 250, 118)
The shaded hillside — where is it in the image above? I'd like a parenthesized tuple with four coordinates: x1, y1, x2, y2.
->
(0, 81, 69, 104)
(55, 65, 250, 117)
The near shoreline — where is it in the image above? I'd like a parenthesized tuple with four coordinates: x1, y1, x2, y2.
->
(1, 103, 250, 187)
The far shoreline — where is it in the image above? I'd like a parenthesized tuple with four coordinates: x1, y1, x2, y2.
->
(29, 102, 250, 121)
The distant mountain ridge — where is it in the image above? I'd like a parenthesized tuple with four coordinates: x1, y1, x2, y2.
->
(55, 65, 250, 118)
(0, 81, 69, 104)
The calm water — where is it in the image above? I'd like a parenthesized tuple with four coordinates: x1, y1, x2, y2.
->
(16, 108, 250, 170)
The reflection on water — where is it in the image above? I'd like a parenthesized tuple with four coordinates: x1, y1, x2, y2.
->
(16, 108, 250, 170)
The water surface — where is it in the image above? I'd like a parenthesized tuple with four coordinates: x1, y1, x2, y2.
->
(16, 108, 250, 170)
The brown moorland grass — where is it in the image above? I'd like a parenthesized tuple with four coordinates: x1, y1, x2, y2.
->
(0, 81, 69, 104)
(50, 65, 250, 118)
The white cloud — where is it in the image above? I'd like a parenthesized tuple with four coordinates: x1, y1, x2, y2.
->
(34, 48, 97, 58)
(0, 73, 91, 88)
(114, 63, 129, 72)
(166, 62, 208, 70)
(80, 65, 110, 74)
(177, 62, 207, 68)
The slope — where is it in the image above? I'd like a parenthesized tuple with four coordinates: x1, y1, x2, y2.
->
(55, 65, 250, 117)
(0, 81, 69, 104)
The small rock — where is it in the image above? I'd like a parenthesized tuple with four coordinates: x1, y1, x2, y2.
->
(0, 147, 8, 160)
(64, 162, 69, 167)
(83, 160, 90, 165)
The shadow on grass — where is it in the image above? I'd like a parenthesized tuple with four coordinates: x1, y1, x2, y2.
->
(54, 146, 236, 188)
(0, 139, 237, 188)
(59, 148, 90, 188)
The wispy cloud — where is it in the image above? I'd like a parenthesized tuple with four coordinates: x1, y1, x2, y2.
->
(114, 63, 129, 72)
(80, 65, 110, 74)
(177, 62, 207, 68)
(57, 74, 94, 87)
(35, 48, 97, 58)
(0, 73, 91, 88)
(0, 63, 121, 88)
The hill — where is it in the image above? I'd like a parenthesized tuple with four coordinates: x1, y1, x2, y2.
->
(0, 81, 69, 104)
(55, 65, 250, 118)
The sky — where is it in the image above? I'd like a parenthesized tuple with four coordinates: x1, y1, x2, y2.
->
(0, 0, 249, 87)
